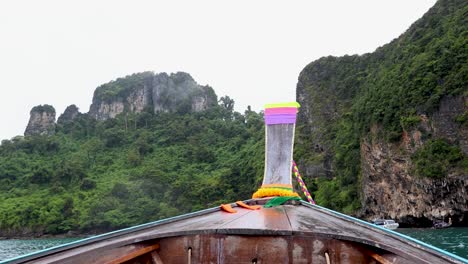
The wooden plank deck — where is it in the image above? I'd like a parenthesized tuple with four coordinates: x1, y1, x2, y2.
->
(284, 205, 453, 264)
(9, 201, 465, 264)
(217, 206, 292, 235)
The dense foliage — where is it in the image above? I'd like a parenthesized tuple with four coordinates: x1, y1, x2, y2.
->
(412, 139, 464, 178)
(296, 0, 467, 213)
(0, 102, 265, 235)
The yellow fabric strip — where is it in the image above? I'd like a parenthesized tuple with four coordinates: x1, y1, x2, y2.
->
(252, 188, 300, 198)
(264, 102, 300, 109)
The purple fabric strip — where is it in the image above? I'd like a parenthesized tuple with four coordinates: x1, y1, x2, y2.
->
(265, 114, 297, 125)
(265, 113, 297, 118)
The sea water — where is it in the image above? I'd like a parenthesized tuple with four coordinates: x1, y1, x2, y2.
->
(397, 227, 468, 259)
(0, 237, 80, 262)
(0, 228, 467, 261)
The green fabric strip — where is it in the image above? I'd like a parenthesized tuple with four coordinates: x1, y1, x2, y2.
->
(264, 196, 302, 208)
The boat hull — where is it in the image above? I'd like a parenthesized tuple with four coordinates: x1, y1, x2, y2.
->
(384, 223, 400, 230)
(3, 200, 466, 264)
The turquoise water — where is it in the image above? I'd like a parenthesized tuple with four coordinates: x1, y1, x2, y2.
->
(0, 228, 467, 261)
(397, 227, 468, 259)
(0, 237, 80, 262)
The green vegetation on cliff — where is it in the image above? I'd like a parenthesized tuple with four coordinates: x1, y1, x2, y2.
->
(0, 101, 264, 235)
(296, 0, 467, 213)
(412, 139, 464, 178)
(30, 104, 55, 114)
(94, 72, 154, 102)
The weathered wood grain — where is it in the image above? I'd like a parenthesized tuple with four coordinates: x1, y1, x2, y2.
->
(11, 201, 464, 264)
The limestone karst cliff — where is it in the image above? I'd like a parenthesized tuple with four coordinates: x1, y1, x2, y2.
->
(24, 72, 217, 136)
(360, 96, 466, 226)
(57, 104, 80, 125)
(24, 105, 56, 136)
(89, 72, 217, 120)
(296, 0, 467, 226)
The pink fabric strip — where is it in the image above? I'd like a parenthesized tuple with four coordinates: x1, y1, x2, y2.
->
(264, 107, 298, 115)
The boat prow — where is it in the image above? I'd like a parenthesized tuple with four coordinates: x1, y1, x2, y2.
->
(2, 199, 467, 264)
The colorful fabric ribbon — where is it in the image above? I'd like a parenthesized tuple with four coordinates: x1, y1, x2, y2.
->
(264, 102, 300, 125)
(264, 196, 302, 208)
(252, 183, 300, 198)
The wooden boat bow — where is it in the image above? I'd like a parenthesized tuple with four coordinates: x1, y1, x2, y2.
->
(3, 199, 466, 263)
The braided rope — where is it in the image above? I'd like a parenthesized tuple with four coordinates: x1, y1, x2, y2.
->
(292, 160, 315, 205)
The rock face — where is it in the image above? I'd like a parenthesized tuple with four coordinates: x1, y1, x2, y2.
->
(295, 56, 355, 179)
(57, 104, 80, 124)
(89, 72, 216, 120)
(432, 96, 468, 154)
(361, 96, 467, 226)
(296, 0, 467, 225)
(23, 71, 218, 137)
(24, 105, 56, 136)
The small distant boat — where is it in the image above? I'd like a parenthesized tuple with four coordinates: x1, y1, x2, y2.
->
(433, 218, 452, 229)
(373, 219, 400, 230)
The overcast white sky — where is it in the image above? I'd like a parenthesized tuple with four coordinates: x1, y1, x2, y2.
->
(0, 0, 436, 141)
